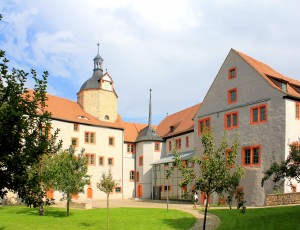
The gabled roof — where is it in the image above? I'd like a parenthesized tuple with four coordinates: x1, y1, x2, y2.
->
(156, 103, 201, 139)
(29, 90, 124, 129)
(122, 122, 148, 142)
(234, 49, 300, 98)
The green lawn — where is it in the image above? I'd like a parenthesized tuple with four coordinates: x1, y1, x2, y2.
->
(0, 206, 196, 230)
(209, 205, 300, 230)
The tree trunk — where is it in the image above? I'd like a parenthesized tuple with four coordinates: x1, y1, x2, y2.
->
(107, 194, 109, 230)
(67, 194, 70, 216)
(39, 202, 44, 216)
(203, 193, 209, 230)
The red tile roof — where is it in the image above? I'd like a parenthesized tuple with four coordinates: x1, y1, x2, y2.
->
(156, 103, 201, 138)
(27, 90, 124, 129)
(234, 49, 300, 98)
(122, 122, 148, 142)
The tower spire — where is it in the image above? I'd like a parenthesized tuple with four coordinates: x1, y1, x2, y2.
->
(93, 42, 103, 71)
(148, 89, 152, 128)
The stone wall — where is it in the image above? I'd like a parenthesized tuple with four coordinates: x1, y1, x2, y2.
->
(265, 192, 300, 206)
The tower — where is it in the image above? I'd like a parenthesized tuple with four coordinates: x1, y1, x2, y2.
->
(77, 44, 118, 122)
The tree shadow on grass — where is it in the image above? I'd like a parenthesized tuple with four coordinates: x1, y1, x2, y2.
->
(15, 208, 70, 218)
(161, 217, 196, 230)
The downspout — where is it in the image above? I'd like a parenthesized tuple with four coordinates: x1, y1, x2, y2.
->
(122, 130, 124, 199)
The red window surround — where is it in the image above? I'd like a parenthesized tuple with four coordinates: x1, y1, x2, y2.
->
(85, 153, 96, 166)
(242, 145, 261, 167)
(127, 144, 135, 154)
(228, 67, 237, 80)
(186, 136, 189, 148)
(198, 117, 211, 135)
(250, 104, 267, 125)
(175, 138, 181, 149)
(295, 102, 300, 119)
(138, 156, 143, 166)
(228, 88, 238, 104)
(224, 111, 238, 130)
(154, 142, 160, 152)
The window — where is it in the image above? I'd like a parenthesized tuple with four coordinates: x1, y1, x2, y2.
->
(136, 171, 140, 182)
(281, 82, 287, 92)
(168, 141, 172, 151)
(250, 104, 267, 125)
(104, 115, 110, 120)
(108, 157, 114, 166)
(242, 146, 261, 166)
(71, 137, 79, 147)
(108, 137, 115, 146)
(85, 132, 96, 144)
(154, 142, 160, 152)
(186, 136, 189, 148)
(73, 124, 79, 132)
(163, 185, 171, 192)
(224, 111, 238, 130)
(296, 102, 300, 119)
(164, 163, 169, 169)
(154, 164, 160, 171)
(99, 156, 104, 166)
(129, 170, 135, 181)
(115, 187, 122, 193)
(138, 156, 143, 166)
(228, 88, 237, 104)
(127, 144, 134, 153)
(198, 117, 210, 135)
(175, 138, 181, 149)
(86, 153, 96, 166)
(228, 67, 236, 80)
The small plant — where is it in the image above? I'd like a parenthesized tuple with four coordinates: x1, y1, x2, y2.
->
(235, 188, 246, 213)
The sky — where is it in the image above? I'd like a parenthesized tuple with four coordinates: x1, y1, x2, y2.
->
(1, 0, 300, 125)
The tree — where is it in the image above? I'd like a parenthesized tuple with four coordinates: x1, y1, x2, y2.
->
(97, 170, 120, 230)
(262, 141, 300, 191)
(0, 14, 61, 215)
(42, 148, 90, 216)
(174, 131, 244, 230)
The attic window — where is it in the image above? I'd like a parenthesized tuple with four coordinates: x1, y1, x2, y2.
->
(170, 126, 175, 133)
(78, 115, 89, 120)
(281, 82, 287, 92)
(105, 115, 109, 120)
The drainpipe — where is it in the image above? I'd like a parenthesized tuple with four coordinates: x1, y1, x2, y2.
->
(122, 130, 124, 199)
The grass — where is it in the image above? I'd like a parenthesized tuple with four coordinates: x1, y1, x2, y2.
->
(209, 205, 300, 230)
(0, 206, 196, 230)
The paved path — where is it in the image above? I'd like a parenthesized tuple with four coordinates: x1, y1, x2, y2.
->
(91, 199, 220, 230)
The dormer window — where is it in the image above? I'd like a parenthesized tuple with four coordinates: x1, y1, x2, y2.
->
(78, 115, 89, 120)
(170, 126, 174, 133)
(281, 82, 287, 92)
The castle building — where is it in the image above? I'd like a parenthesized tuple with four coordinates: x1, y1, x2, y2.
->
(42, 46, 300, 206)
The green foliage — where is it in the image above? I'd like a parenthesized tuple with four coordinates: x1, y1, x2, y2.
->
(42, 148, 90, 216)
(0, 16, 61, 214)
(173, 131, 244, 230)
(262, 141, 300, 189)
(97, 169, 120, 195)
(0, 206, 196, 230)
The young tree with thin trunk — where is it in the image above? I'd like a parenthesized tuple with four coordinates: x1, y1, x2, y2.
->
(97, 170, 119, 230)
(174, 131, 244, 230)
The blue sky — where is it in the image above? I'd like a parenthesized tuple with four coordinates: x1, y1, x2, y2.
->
(1, 0, 300, 125)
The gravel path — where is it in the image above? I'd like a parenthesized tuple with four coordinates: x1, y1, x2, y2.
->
(91, 199, 220, 230)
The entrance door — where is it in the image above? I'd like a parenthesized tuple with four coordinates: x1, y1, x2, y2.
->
(153, 186, 161, 200)
(137, 184, 143, 197)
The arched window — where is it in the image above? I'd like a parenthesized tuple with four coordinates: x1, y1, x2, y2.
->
(105, 115, 109, 120)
